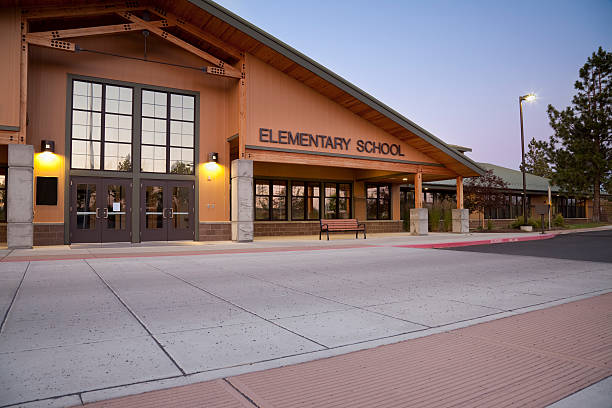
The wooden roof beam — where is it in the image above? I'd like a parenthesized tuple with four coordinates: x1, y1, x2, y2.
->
(21, 3, 144, 20)
(148, 7, 242, 60)
(27, 21, 171, 40)
(25, 35, 76, 52)
(119, 12, 241, 79)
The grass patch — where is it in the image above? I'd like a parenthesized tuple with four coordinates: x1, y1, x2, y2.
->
(565, 222, 611, 229)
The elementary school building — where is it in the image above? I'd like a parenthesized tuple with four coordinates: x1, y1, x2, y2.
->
(0, 0, 483, 248)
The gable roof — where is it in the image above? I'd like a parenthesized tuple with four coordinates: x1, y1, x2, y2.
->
(184, 0, 485, 178)
(426, 162, 558, 193)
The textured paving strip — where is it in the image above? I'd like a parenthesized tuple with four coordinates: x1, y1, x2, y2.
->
(80, 293, 612, 408)
(80, 379, 253, 408)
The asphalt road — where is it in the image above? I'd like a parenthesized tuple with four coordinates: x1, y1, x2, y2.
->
(443, 230, 612, 263)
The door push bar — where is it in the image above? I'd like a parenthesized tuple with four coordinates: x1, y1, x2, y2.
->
(95, 208, 109, 219)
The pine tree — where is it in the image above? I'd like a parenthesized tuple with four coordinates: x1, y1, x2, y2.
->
(521, 138, 553, 178)
(547, 47, 612, 222)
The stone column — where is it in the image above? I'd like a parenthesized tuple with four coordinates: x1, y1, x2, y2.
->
(410, 170, 428, 235)
(231, 159, 253, 242)
(410, 208, 428, 235)
(452, 209, 469, 233)
(7, 144, 34, 248)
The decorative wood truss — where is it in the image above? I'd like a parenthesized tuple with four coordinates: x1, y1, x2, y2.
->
(22, 3, 242, 79)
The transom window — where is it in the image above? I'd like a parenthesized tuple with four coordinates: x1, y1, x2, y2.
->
(141, 90, 195, 174)
(71, 80, 133, 171)
(366, 184, 391, 220)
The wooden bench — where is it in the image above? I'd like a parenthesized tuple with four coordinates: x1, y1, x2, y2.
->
(320, 219, 366, 240)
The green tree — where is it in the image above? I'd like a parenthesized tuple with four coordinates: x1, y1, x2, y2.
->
(520, 138, 553, 178)
(547, 47, 612, 222)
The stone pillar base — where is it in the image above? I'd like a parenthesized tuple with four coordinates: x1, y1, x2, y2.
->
(8, 144, 34, 249)
(452, 209, 469, 233)
(410, 208, 428, 235)
(231, 159, 254, 242)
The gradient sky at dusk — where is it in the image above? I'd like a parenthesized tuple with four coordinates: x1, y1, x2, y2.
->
(215, 0, 611, 169)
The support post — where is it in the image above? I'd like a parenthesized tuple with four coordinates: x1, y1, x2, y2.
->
(7, 144, 34, 248)
(410, 170, 428, 235)
(452, 175, 469, 233)
(231, 159, 253, 242)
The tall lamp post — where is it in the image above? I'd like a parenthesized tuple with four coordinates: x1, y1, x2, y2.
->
(519, 93, 536, 224)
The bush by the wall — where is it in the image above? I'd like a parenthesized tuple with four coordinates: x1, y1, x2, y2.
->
(553, 213, 565, 227)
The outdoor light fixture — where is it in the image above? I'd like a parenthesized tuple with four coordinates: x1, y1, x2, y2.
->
(518, 93, 536, 224)
(207, 152, 219, 163)
(41, 140, 55, 153)
(402, 178, 408, 181)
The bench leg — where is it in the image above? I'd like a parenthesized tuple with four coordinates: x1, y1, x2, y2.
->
(319, 231, 321, 240)
(364, 230, 366, 239)
(327, 231, 329, 240)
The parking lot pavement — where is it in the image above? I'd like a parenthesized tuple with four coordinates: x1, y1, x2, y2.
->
(1, 244, 611, 406)
(444, 230, 612, 263)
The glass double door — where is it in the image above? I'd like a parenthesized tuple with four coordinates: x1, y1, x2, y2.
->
(140, 180, 195, 241)
(70, 177, 132, 243)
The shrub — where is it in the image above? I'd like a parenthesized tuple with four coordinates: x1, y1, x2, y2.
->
(402, 209, 410, 231)
(487, 219, 494, 230)
(443, 209, 452, 232)
(511, 216, 538, 229)
(553, 213, 565, 227)
(429, 207, 441, 232)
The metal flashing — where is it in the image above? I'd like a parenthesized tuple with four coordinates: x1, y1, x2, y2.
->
(245, 144, 445, 168)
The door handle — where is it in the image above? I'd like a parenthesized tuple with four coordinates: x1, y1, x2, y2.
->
(95, 208, 102, 219)
(163, 208, 173, 218)
(103, 208, 109, 219)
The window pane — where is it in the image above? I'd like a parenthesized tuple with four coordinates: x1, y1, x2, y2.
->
(339, 184, 351, 198)
(104, 142, 131, 171)
(378, 199, 389, 219)
(272, 182, 286, 196)
(367, 198, 377, 219)
(291, 197, 305, 220)
(272, 197, 286, 220)
(324, 198, 337, 219)
(308, 183, 320, 197)
(366, 186, 377, 199)
(307, 197, 320, 219)
(255, 196, 269, 220)
(338, 198, 350, 219)
(170, 147, 194, 174)
(292, 182, 305, 197)
(71, 140, 100, 169)
(325, 183, 336, 198)
(255, 181, 269, 196)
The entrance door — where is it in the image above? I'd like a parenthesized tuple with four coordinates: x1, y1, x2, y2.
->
(140, 180, 195, 241)
(70, 177, 132, 243)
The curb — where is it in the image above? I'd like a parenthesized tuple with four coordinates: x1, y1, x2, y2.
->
(394, 233, 557, 249)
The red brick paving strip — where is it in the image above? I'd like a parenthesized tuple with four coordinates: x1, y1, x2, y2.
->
(81, 379, 253, 408)
(82, 293, 612, 408)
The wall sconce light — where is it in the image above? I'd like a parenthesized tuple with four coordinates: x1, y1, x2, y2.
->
(207, 152, 219, 163)
(41, 140, 55, 153)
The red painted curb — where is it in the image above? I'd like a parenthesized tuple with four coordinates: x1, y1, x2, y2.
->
(1, 243, 377, 263)
(394, 233, 556, 249)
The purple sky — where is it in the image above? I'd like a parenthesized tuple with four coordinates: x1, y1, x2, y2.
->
(214, 0, 611, 169)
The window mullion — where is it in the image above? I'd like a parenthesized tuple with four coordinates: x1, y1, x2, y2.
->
(100, 85, 106, 170)
(166, 93, 170, 174)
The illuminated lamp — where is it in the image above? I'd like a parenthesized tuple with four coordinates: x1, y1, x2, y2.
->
(207, 152, 219, 163)
(41, 140, 55, 153)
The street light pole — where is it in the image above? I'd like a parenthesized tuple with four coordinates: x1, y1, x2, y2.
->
(519, 93, 535, 225)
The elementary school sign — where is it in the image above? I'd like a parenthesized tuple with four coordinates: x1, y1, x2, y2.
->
(258, 128, 406, 157)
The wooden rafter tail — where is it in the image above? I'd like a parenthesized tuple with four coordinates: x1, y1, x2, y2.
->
(148, 7, 242, 60)
(27, 21, 172, 40)
(118, 11, 241, 79)
(26, 35, 76, 52)
(21, 3, 145, 20)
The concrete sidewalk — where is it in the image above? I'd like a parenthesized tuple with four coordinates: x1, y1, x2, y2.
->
(2, 225, 610, 262)
(81, 293, 612, 408)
